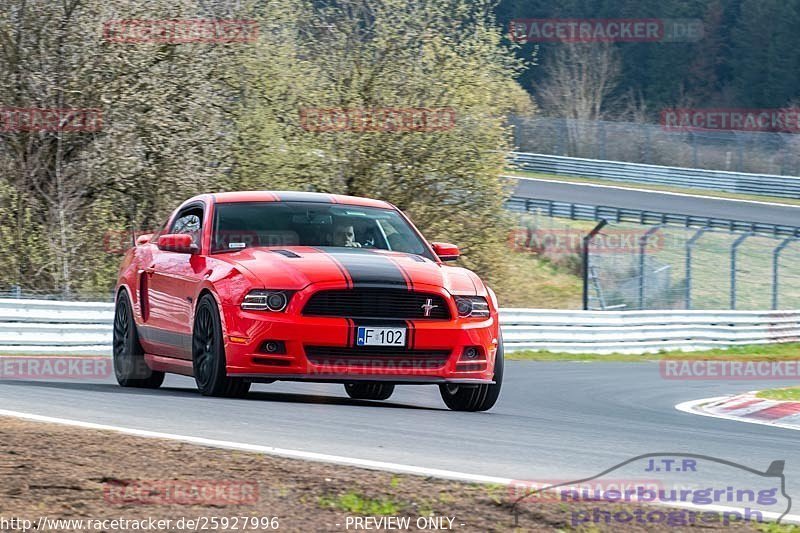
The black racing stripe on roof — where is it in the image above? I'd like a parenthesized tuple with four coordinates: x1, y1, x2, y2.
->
(322, 250, 410, 289)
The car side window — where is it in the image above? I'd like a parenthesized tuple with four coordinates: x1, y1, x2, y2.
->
(170, 207, 203, 246)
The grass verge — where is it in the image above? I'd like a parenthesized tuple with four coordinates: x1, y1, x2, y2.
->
(506, 343, 800, 362)
(492, 249, 582, 309)
(756, 387, 800, 401)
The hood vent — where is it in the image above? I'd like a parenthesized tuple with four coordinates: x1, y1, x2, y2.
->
(272, 249, 301, 258)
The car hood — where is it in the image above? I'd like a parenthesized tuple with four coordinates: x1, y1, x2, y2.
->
(216, 246, 484, 295)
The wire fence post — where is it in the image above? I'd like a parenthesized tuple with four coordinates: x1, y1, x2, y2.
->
(772, 237, 795, 310)
(730, 232, 752, 310)
(638, 226, 663, 310)
(685, 227, 710, 310)
(582, 219, 608, 311)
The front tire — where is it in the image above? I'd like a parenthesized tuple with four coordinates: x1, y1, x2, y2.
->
(344, 382, 395, 401)
(113, 291, 164, 389)
(439, 339, 504, 412)
(192, 294, 251, 398)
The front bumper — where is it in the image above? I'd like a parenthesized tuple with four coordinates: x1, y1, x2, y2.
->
(220, 285, 499, 384)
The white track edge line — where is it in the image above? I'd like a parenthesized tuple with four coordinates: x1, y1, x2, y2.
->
(2, 408, 800, 524)
(0, 408, 511, 485)
(505, 175, 800, 209)
(675, 397, 800, 432)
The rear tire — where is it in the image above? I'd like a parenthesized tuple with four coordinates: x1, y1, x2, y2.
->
(192, 294, 251, 398)
(113, 291, 164, 389)
(344, 382, 395, 401)
(439, 338, 503, 412)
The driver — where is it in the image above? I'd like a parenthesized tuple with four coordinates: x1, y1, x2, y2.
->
(333, 223, 361, 247)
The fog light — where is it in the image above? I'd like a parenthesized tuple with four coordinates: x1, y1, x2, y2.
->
(461, 346, 482, 360)
(456, 346, 487, 372)
(260, 340, 286, 354)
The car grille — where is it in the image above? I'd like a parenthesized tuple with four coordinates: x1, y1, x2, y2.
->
(303, 289, 450, 319)
(305, 346, 451, 369)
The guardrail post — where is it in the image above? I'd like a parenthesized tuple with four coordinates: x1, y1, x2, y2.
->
(599, 121, 607, 159)
(638, 226, 664, 310)
(582, 219, 608, 311)
(734, 132, 744, 172)
(730, 232, 752, 310)
(772, 237, 796, 310)
(685, 227, 710, 310)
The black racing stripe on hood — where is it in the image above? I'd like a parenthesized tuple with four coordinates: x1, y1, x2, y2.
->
(322, 250, 410, 288)
(312, 247, 352, 288)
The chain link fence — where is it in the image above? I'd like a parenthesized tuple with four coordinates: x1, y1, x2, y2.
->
(510, 212, 800, 311)
(510, 115, 800, 177)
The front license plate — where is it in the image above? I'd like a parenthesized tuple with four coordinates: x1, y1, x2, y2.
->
(356, 326, 407, 347)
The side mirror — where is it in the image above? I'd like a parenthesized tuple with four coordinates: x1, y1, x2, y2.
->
(136, 233, 154, 246)
(432, 242, 459, 262)
(157, 234, 199, 254)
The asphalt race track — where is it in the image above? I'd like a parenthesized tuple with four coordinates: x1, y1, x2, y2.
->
(513, 177, 800, 228)
(2, 361, 799, 507)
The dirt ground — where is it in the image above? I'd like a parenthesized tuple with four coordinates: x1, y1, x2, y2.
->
(0, 416, 784, 532)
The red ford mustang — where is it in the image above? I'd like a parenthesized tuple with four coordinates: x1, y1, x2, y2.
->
(113, 191, 503, 411)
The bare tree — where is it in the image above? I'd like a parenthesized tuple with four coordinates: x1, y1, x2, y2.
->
(534, 43, 622, 156)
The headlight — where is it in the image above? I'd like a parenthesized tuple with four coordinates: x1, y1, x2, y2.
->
(454, 296, 490, 318)
(241, 290, 292, 312)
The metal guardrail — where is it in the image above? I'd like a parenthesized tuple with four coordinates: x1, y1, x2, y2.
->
(500, 308, 800, 354)
(505, 196, 800, 238)
(0, 299, 113, 355)
(510, 152, 800, 199)
(0, 299, 797, 356)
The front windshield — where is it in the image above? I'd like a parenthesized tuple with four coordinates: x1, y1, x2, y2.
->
(211, 201, 432, 258)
